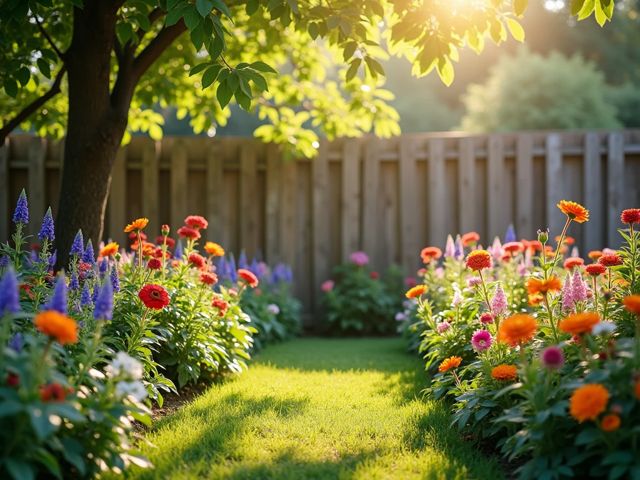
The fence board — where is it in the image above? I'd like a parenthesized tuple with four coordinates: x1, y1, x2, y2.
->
(205, 141, 223, 241)
(428, 138, 446, 246)
(142, 141, 159, 234)
(516, 134, 534, 239)
(27, 137, 46, 235)
(341, 139, 360, 260)
(488, 135, 506, 240)
(545, 134, 564, 236)
(108, 147, 127, 244)
(399, 137, 419, 273)
(170, 139, 188, 232)
(0, 139, 8, 241)
(265, 144, 281, 263)
(458, 137, 475, 234)
(312, 139, 330, 308)
(362, 138, 380, 267)
(279, 158, 296, 265)
(584, 133, 603, 253)
(239, 143, 258, 256)
(607, 133, 625, 247)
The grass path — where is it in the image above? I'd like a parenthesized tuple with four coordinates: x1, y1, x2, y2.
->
(131, 338, 503, 479)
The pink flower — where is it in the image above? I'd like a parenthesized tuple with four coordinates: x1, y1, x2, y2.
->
(571, 269, 587, 303)
(444, 235, 455, 258)
(404, 277, 417, 288)
(480, 312, 494, 324)
(471, 329, 492, 352)
(541, 346, 564, 370)
(436, 321, 451, 333)
(561, 273, 574, 312)
(467, 277, 482, 288)
(490, 284, 508, 316)
(321, 280, 334, 293)
(349, 251, 369, 266)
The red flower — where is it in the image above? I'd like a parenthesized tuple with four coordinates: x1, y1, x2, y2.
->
(177, 226, 201, 240)
(188, 252, 206, 269)
(598, 253, 623, 267)
(621, 208, 640, 225)
(161, 224, 170, 236)
(370, 271, 380, 280)
(184, 215, 208, 230)
(129, 231, 148, 242)
(503, 242, 525, 254)
(420, 246, 442, 263)
(586, 264, 606, 276)
(211, 297, 229, 316)
(563, 257, 584, 270)
(6, 373, 19, 388)
(40, 383, 68, 402)
(466, 250, 492, 271)
(147, 258, 162, 270)
(238, 268, 259, 288)
(200, 272, 218, 285)
(461, 231, 480, 246)
(155, 236, 176, 249)
(138, 284, 170, 310)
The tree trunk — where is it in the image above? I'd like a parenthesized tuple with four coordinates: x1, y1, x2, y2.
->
(55, 2, 127, 268)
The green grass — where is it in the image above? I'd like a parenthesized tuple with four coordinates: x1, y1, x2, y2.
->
(130, 338, 503, 479)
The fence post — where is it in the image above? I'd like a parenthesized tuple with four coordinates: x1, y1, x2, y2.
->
(607, 132, 625, 247)
(312, 139, 330, 310)
(545, 134, 563, 236)
(584, 133, 603, 253)
(428, 138, 446, 247)
(458, 137, 476, 234)
(27, 137, 46, 236)
(341, 139, 360, 260)
(516, 134, 534, 239)
(399, 137, 419, 274)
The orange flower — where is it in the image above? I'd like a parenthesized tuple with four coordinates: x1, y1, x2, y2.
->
(559, 312, 600, 336)
(461, 231, 480, 246)
(563, 257, 584, 270)
(99, 242, 119, 257)
(600, 413, 621, 432)
(557, 200, 589, 223)
(420, 246, 442, 263)
(503, 242, 525, 254)
(526, 276, 562, 295)
(34, 311, 78, 345)
(588, 250, 603, 261)
(570, 384, 609, 422)
(204, 241, 225, 257)
(498, 314, 537, 347)
(598, 253, 623, 267)
(438, 356, 462, 373)
(124, 218, 149, 233)
(491, 364, 517, 382)
(585, 264, 606, 277)
(528, 293, 544, 306)
(623, 295, 640, 315)
(406, 285, 427, 299)
(466, 250, 492, 271)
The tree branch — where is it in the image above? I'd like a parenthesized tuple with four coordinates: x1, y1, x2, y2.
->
(132, 20, 187, 81)
(136, 7, 165, 42)
(33, 15, 65, 61)
(0, 66, 67, 144)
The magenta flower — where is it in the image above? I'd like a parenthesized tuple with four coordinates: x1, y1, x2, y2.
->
(436, 321, 451, 333)
(541, 346, 564, 370)
(471, 329, 492, 352)
(321, 280, 334, 293)
(349, 251, 369, 267)
(490, 284, 508, 316)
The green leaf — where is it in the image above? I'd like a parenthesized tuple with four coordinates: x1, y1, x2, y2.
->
(5, 459, 35, 480)
(343, 41, 357, 61)
(246, 0, 259, 15)
(570, 0, 586, 15)
(16, 67, 30, 86)
(4, 78, 18, 97)
(189, 62, 211, 76)
(183, 7, 202, 30)
(202, 64, 223, 88)
(245, 69, 268, 92)
(594, 0, 607, 25)
(33, 448, 62, 479)
(513, 0, 528, 16)
(436, 57, 454, 86)
(216, 79, 234, 107)
(577, 0, 595, 20)
(0, 400, 22, 417)
(250, 61, 277, 74)
(165, 4, 186, 26)
(364, 56, 384, 78)
(506, 18, 525, 42)
(235, 89, 251, 111)
(345, 58, 361, 81)
(196, 0, 213, 17)
(211, 0, 231, 17)
(116, 21, 134, 44)
(308, 22, 319, 39)
(37, 58, 51, 79)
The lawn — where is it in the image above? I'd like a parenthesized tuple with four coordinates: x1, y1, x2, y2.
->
(128, 338, 504, 480)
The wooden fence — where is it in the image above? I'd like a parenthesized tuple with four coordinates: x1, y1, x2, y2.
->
(1, 130, 640, 322)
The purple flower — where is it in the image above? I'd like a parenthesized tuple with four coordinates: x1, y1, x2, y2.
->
(12, 189, 29, 225)
(491, 284, 508, 316)
(38, 207, 55, 242)
(436, 321, 451, 333)
(44, 274, 68, 314)
(238, 251, 249, 269)
(454, 235, 464, 260)
(110, 266, 120, 293)
(0, 255, 8, 268)
(92, 284, 99, 304)
(80, 283, 92, 307)
(471, 329, 493, 352)
(504, 224, 516, 243)
(349, 251, 369, 267)
(93, 280, 113, 321)
(0, 268, 21, 315)
(174, 240, 184, 260)
(69, 272, 79, 291)
(541, 346, 564, 370)
(70, 230, 84, 257)
(82, 239, 95, 264)
(228, 255, 237, 282)
(561, 273, 574, 311)
(571, 269, 587, 303)
(48, 250, 57, 269)
(444, 235, 455, 258)
(99, 257, 109, 275)
(8, 332, 24, 352)
(451, 285, 463, 308)
(467, 276, 482, 288)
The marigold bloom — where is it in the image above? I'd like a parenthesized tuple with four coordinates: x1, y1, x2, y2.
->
(600, 413, 621, 432)
(188, 252, 206, 269)
(34, 311, 78, 345)
(491, 364, 517, 381)
(184, 215, 208, 230)
(598, 253, 622, 267)
(585, 264, 606, 277)
(621, 208, 640, 225)
(204, 241, 225, 257)
(557, 200, 589, 223)
(498, 314, 537, 347)
(563, 257, 584, 270)
(200, 272, 218, 285)
(138, 284, 170, 310)
(177, 226, 201, 240)
(466, 250, 492, 271)
(40, 383, 68, 402)
(461, 231, 480, 246)
(559, 312, 600, 336)
(211, 296, 229, 316)
(623, 295, 640, 315)
(420, 246, 442, 263)
(570, 384, 609, 422)
(100, 242, 119, 257)
(124, 218, 149, 233)
(406, 285, 427, 299)
(588, 250, 603, 261)
(526, 276, 562, 295)
(238, 269, 259, 288)
(438, 356, 462, 373)
(503, 242, 524, 254)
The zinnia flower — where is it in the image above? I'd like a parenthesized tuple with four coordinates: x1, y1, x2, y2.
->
(438, 356, 462, 373)
(557, 200, 589, 223)
(541, 346, 564, 369)
(238, 268, 259, 287)
(349, 251, 369, 266)
(420, 246, 442, 263)
(406, 285, 427, 299)
(598, 253, 622, 267)
(503, 242, 524, 254)
(100, 242, 119, 257)
(480, 312, 494, 324)
(585, 264, 606, 276)
(124, 218, 149, 233)
(147, 258, 162, 270)
(34, 311, 78, 345)
(204, 241, 225, 256)
(465, 250, 492, 271)
(600, 413, 621, 432)
(570, 384, 609, 422)
(184, 215, 208, 230)
(138, 284, 170, 309)
(40, 383, 68, 402)
(188, 252, 206, 269)
(498, 314, 537, 347)
(588, 250, 603, 261)
(621, 208, 640, 225)
(211, 296, 229, 316)
(156, 236, 176, 249)
(623, 295, 640, 315)
(563, 257, 584, 270)
(526, 276, 562, 295)
(177, 226, 201, 240)
(491, 364, 517, 381)
(471, 330, 492, 352)
(200, 272, 218, 285)
(559, 312, 600, 336)
(461, 231, 480, 246)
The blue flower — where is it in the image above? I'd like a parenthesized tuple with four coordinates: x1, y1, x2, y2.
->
(0, 268, 20, 315)
(70, 230, 84, 257)
(238, 251, 249, 269)
(228, 255, 237, 282)
(92, 284, 99, 304)
(48, 250, 57, 269)
(99, 257, 109, 275)
(82, 239, 95, 264)
(249, 258, 260, 277)
(12, 189, 29, 225)
(69, 272, 79, 291)
(80, 283, 92, 307)
(174, 240, 184, 260)
(504, 224, 517, 244)
(0, 255, 8, 268)
(38, 207, 55, 242)
(8, 333, 24, 352)
(93, 280, 113, 321)
(44, 274, 68, 314)
(110, 266, 120, 293)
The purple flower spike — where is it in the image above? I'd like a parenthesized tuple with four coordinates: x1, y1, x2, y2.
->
(561, 273, 574, 311)
(38, 207, 55, 242)
(70, 230, 84, 257)
(504, 224, 516, 243)
(491, 284, 508, 316)
(0, 268, 21, 315)
(80, 283, 92, 307)
(69, 273, 79, 291)
(93, 280, 113, 321)
(8, 332, 24, 352)
(44, 274, 68, 314)
(99, 257, 109, 275)
(12, 189, 29, 225)
(110, 266, 120, 293)
(82, 239, 95, 265)
(571, 269, 587, 303)
(444, 235, 455, 258)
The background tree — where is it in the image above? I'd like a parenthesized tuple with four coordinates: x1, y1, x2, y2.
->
(0, 0, 612, 265)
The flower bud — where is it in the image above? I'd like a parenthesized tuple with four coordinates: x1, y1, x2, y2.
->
(537, 229, 549, 244)
(161, 224, 170, 236)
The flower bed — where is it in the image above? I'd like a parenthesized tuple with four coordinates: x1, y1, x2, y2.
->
(0, 190, 300, 478)
(399, 203, 640, 478)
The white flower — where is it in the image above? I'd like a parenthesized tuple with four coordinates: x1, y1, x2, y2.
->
(115, 380, 147, 401)
(266, 304, 280, 315)
(106, 352, 144, 380)
(395, 312, 406, 322)
(592, 321, 616, 336)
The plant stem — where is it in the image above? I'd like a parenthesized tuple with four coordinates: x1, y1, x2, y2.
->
(550, 217, 571, 273)
(543, 293, 559, 344)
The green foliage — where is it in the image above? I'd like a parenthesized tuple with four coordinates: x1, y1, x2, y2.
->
(460, 49, 621, 132)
